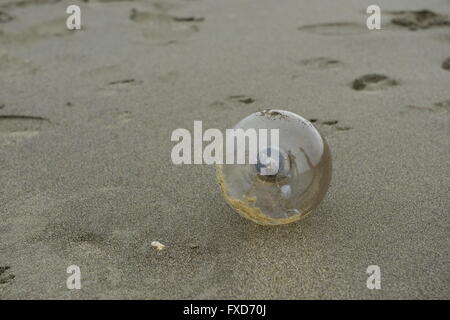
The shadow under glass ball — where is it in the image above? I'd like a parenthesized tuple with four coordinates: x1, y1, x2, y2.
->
(216, 109, 332, 226)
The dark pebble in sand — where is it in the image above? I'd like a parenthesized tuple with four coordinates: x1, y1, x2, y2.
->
(442, 57, 450, 70)
(129, 8, 138, 21)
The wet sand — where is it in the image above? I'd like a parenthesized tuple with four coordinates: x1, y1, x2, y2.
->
(0, 0, 449, 299)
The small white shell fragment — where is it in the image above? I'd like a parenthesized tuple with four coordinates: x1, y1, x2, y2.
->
(151, 241, 166, 250)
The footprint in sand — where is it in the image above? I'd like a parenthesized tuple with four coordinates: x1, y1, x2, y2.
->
(0, 0, 61, 9)
(101, 110, 133, 129)
(0, 115, 50, 143)
(351, 74, 398, 91)
(107, 78, 139, 86)
(388, 10, 450, 30)
(129, 8, 203, 41)
(99, 78, 142, 96)
(406, 99, 450, 112)
(298, 22, 367, 36)
(0, 266, 15, 285)
(442, 57, 450, 71)
(30, 188, 136, 252)
(228, 95, 255, 104)
(1, 17, 75, 44)
(34, 218, 110, 252)
(151, 1, 185, 13)
(295, 57, 343, 70)
(310, 118, 351, 136)
(208, 96, 255, 109)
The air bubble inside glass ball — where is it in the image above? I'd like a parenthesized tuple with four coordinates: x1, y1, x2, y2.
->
(216, 110, 332, 225)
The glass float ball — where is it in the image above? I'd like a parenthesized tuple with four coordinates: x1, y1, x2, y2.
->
(216, 110, 332, 225)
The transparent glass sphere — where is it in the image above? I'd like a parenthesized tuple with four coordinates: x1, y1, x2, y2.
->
(216, 110, 332, 225)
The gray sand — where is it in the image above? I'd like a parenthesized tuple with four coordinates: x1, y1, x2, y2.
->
(0, 0, 449, 299)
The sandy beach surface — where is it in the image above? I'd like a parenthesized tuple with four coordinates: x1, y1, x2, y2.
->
(0, 0, 449, 299)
